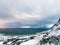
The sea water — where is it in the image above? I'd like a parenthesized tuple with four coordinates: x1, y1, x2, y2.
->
(0, 28, 49, 35)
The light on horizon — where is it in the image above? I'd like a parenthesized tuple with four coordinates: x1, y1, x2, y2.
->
(20, 26, 31, 28)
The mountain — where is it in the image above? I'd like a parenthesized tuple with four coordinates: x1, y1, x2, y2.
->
(38, 18, 60, 45)
(0, 18, 60, 45)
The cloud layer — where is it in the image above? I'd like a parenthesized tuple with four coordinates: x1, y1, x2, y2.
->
(0, 0, 60, 28)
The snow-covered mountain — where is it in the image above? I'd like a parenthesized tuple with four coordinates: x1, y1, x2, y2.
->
(0, 18, 60, 45)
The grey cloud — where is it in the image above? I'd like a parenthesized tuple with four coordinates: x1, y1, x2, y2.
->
(0, 0, 60, 28)
(17, 6, 35, 14)
(6, 17, 56, 28)
(0, 4, 13, 19)
(6, 22, 22, 28)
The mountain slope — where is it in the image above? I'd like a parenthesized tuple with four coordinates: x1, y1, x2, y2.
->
(38, 18, 60, 45)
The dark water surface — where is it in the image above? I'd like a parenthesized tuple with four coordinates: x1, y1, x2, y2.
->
(0, 28, 49, 35)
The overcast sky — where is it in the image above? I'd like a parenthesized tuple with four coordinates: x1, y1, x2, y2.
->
(0, 0, 60, 28)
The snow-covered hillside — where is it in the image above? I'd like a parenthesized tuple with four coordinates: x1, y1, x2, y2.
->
(0, 18, 60, 45)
